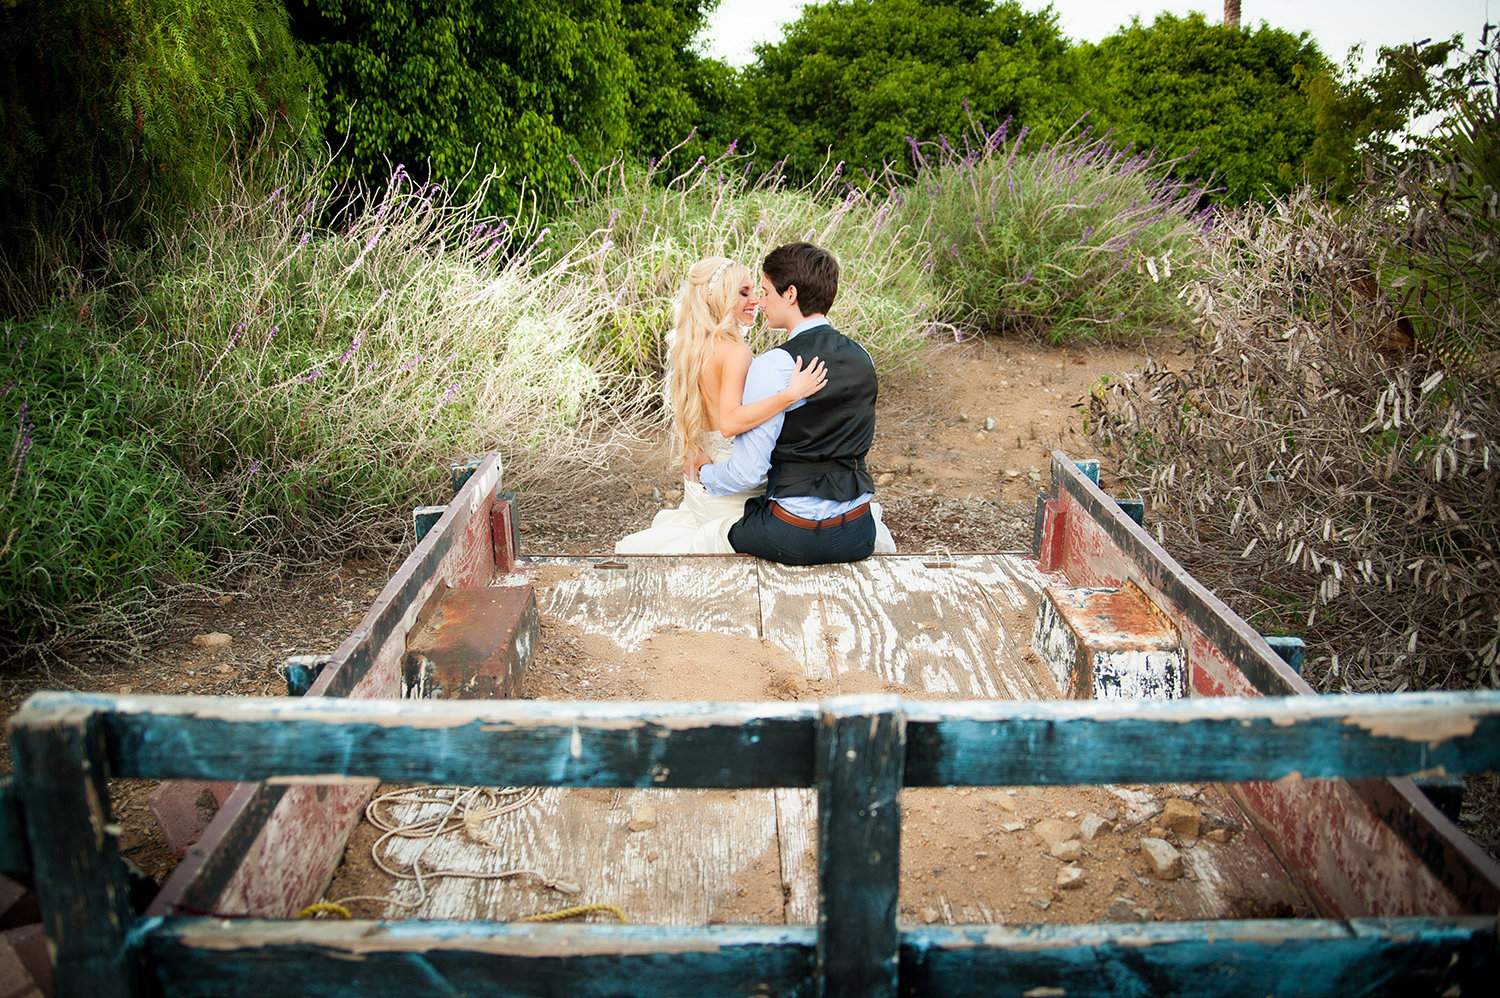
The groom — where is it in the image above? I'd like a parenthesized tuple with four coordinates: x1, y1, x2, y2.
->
(693, 242, 879, 565)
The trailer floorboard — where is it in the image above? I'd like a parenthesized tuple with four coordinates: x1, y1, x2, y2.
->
(324, 555, 1313, 925)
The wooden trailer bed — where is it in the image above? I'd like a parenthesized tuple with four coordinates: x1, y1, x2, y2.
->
(4, 450, 1499, 996)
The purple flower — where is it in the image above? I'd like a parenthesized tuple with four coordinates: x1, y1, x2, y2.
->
(247, 459, 261, 478)
(300, 367, 323, 383)
(338, 336, 362, 363)
(298, 232, 311, 246)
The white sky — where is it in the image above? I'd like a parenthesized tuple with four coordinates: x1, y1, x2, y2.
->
(699, 1, 1495, 76)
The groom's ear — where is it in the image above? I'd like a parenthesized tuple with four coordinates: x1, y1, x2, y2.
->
(784, 284, 797, 306)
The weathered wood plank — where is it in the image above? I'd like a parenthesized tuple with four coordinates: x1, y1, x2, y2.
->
(0, 777, 28, 879)
(818, 696, 904, 998)
(529, 556, 761, 652)
(776, 788, 819, 925)
(757, 556, 1063, 697)
(8, 705, 136, 997)
(1039, 450, 1500, 916)
(902, 690, 1500, 786)
(353, 787, 785, 925)
(19, 689, 1500, 789)
(145, 918, 817, 997)
(25, 693, 816, 787)
(898, 917, 1499, 997)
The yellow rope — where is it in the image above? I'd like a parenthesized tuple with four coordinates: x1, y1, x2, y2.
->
(521, 903, 628, 924)
(297, 902, 352, 919)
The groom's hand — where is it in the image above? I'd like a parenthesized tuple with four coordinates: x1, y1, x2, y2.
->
(685, 447, 710, 482)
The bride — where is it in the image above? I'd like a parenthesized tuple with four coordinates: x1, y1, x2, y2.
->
(617, 256, 895, 556)
(616, 256, 825, 554)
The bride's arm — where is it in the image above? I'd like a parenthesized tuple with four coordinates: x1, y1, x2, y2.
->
(712, 346, 827, 437)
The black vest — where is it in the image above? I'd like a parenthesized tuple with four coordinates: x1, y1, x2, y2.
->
(766, 325, 877, 501)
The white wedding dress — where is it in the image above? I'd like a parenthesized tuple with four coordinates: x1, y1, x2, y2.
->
(614, 431, 897, 556)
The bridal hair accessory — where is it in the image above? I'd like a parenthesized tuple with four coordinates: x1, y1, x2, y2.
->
(708, 258, 733, 289)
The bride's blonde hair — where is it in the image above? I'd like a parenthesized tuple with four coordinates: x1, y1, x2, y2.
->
(666, 256, 752, 465)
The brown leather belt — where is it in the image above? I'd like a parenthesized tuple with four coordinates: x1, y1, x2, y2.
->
(769, 500, 871, 530)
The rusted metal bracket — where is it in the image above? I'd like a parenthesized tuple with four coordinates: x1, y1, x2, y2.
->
(491, 493, 521, 574)
(402, 587, 538, 699)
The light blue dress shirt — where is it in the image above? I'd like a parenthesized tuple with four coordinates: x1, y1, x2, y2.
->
(699, 318, 873, 519)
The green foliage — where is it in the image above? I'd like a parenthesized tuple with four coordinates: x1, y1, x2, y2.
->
(539, 148, 953, 374)
(1389, 30, 1500, 370)
(0, 319, 197, 648)
(898, 119, 1204, 343)
(1083, 12, 1333, 203)
(1304, 36, 1476, 198)
(736, 0, 1086, 183)
(619, 1, 723, 161)
(0, 0, 322, 308)
(289, 0, 636, 216)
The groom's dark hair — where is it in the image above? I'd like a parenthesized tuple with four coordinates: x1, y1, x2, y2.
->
(763, 242, 839, 316)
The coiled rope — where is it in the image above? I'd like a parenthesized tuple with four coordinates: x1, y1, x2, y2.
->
(324, 785, 602, 917)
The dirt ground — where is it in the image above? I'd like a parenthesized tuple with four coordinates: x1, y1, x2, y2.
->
(4, 333, 1494, 911)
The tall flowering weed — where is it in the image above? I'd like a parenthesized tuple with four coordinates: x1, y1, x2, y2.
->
(899, 116, 1210, 342)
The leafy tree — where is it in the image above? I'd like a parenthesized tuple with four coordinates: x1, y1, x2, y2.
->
(734, 0, 1087, 182)
(0, 0, 321, 310)
(1083, 12, 1333, 203)
(619, 0, 725, 161)
(288, 0, 639, 215)
(1304, 35, 1477, 198)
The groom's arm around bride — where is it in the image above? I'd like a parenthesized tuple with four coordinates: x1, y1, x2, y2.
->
(695, 242, 892, 566)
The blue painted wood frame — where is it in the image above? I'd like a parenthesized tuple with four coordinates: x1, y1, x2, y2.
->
(9, 689, 1500, 996)
(0, 776, 29, 880)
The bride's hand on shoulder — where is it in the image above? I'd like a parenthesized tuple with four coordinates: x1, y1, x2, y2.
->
(786, 355, 827, 401)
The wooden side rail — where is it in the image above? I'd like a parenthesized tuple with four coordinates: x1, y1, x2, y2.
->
(1036, 451, 1500, 917)
(9, 690, 1500, 997)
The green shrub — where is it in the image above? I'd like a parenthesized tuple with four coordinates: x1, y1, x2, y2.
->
(540, 146, 954, 373)
(899, 118, 1205, 342)
(0, 319, 196, 649)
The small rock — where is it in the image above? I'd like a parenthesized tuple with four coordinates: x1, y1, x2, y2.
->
(1051, 839, 1083, 862)
(364, 587, 378, 598)
(958, 412, 970, 422)
(117, 685, 133, 694)
(218, 595, 234, 605)
(875, 472, 895, 487)
(627, 805, 658, 832)
(1140, 837, 1183, 880)
(1103, 899, 1137, 922)
(1027, 471, 1041, 483)
(1056, 865, 1086, 890)
(193, 632, 232, 648)
(1005, 469, 1020, 479)
(1161, 799, 1202, 839)
(1033, 818, 1078, 849)
(984, 791, 1017, 812)
(975, 431, 987, 441)
(664, 490, 681, 503)
(1204, 827, 1233, 845)
(1148, 825, 1167, 839)
(982, 417, 995, 431)
(216, 664, 232, 674)
(1030, 897, 1052, 911)
(1079, 814, 1114, 840)
(1001, 821, 1027, 833)
(921, 906, 940, 924)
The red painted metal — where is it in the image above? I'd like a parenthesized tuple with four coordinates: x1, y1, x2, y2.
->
(1040, 451, 1500, 917)
(403, 586, 538, 699)
(151, 455, 510, 919)
(492, 499, 519, 574)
